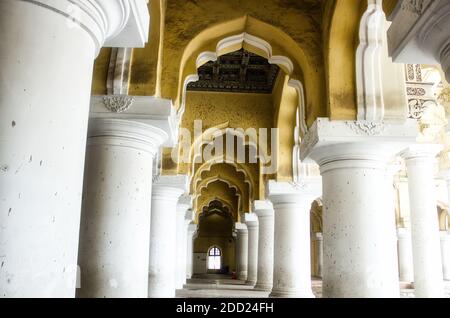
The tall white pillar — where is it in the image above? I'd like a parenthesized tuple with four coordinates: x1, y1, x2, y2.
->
(397, 228, 414, 283)
(175, 196, 193, 289)
(318, 149, 400, 298)
(235, 223, 248, 281)
(300, 119, 420, 298)
(245, 213, 259, 286)
(253, 201, 275, 291)
(440, 231, 450, 281)
(312, 233, 323, 278)
(148, 175, 188, 298)
(0, 0, 149, 297)
(268, 180, 320, 298)
(401, 145, 444, 297)
(76, 119, 166, 298)
(186, 223, 198, 279)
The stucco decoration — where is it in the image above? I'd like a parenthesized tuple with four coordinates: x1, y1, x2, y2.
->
(103, 95, 135, 113)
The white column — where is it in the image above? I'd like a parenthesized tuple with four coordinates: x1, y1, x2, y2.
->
(300, 119, 421, 298)
(318, 149, 400, 298)
(76, 119, 166, 298)
(175, 196, 192, 289)
(441, 231, 450, 281)
(268, 180, 320, 298)
(0, 0, 149, 297)
(235, 223, 248, 281)
(148, 175, 187, 298)
(253, 201, 275, 291)
(245, 213, 259, 286)
(397, 228, 414, 283)
(312, 233, 323, 278)
(401, 145, 444, 297)
(186, 223, 198, 279)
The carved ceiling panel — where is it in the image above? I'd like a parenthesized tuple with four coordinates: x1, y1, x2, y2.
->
(187, 49, 280, 94)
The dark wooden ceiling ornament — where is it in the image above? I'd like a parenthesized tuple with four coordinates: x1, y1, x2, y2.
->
(187, 49, 280, 94)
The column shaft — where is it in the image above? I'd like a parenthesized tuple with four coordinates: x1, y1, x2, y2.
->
(402, 146, 444, 297)
(186, 224, 197, 279)
(0, 0, 114, 297)
(313, 233, 323, 278)
(269, 184, 316, 298)
(0, 0, 149, 297)
(254, 202, 274, 291)
(321, 157, 399, 297)
(441, 231, 450, 281)
(175, 204, 190, 289)
(77, 119, 166, 298)
(235, 223, 248, 281)
(397, 228, 414, 283)
(245, 214, 259, 286)
(148, 181, 185, 298)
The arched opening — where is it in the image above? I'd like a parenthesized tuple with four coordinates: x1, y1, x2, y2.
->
(207, 246, 222, 271)
(193, 200, 235, 276)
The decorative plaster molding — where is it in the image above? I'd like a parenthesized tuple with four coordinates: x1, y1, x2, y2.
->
(401, 0, 425, 15)
(107, 48, 132, 95)
(439, 88, 450, 104)
(288, 79, 308, 138)
(346, 121, 385, 136)
(299, 118, 419, 163)
(91, 95, 177, 147)
(191, 158, 254, 200)
(356, 0, 386, 121)
(152, 174, 160, 183)
(388, 0, 450, 83)
(194, 176, 243, 213)
(102, 95, 135, 113)
(178, 194, 193, 207)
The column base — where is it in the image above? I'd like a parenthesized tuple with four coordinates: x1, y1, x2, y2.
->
(238, 271, 248, 281)
(269, 288, 315, 298)
(253, 283, 273, 292)
(246, 280, 256, 286)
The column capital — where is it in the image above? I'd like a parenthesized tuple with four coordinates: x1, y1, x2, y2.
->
(90, 96, 178, 147)
(266, 179, 321, 205)
(244, 213, 259, 228)
(397, 227, 412, 239)
(235, 222, 248, 234)
(152, 175, 188, 202)
(441, 231, 450, 241)
(87, 118, 167, 155)
(177, 194, 192, 214)
(25, 0, 150, 54)
(253, 200, 274, 218)
(185, 209, 195, 223)
(187, 223, 198, 235)
(400, 144, 443, 161)
(300, 118, 418, 164)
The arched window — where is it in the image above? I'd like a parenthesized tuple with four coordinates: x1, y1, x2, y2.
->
(208, 246, 221, 270)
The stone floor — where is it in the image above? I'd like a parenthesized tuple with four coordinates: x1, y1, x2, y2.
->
(176, 274, 450, 298)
